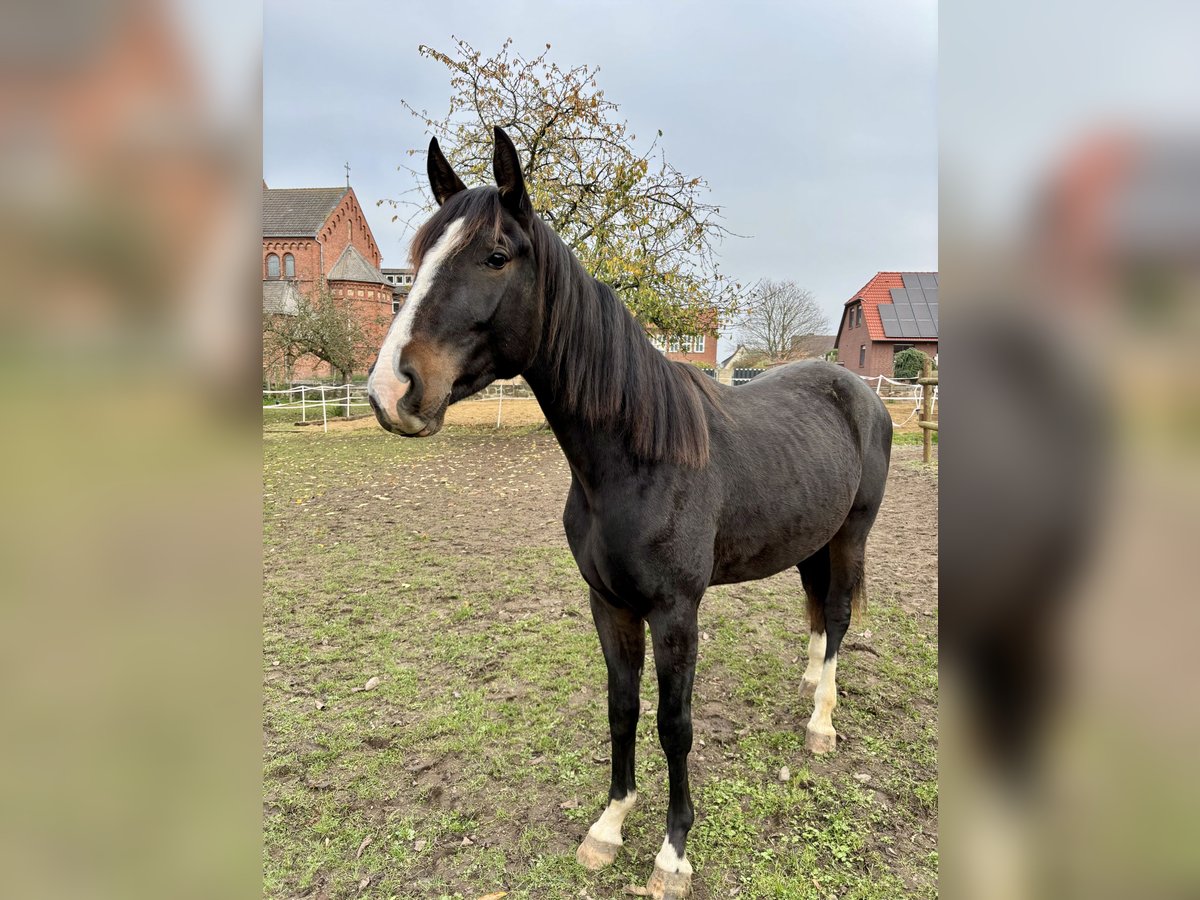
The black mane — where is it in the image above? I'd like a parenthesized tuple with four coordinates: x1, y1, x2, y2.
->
(412, 187, 722, 468)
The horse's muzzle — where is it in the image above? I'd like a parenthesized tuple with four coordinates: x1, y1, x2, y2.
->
(366, 374, 427, 436)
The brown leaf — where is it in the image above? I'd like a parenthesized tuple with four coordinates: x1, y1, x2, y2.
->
(355, 834, 372, 859)
(477, 893, 508, 900)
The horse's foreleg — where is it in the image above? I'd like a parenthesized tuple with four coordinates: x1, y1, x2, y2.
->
(577, 590, 645, 871)
(645, 605, 699, 900)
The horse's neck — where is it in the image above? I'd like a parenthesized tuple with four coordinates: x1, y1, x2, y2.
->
(522, 271, 639, 482)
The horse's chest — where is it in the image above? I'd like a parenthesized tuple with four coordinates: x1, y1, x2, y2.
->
(562, 484, 709, 604)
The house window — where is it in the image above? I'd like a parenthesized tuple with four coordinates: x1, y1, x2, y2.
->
(856, 306, 863, 328)
(693, 335, 705, 353)
(669, 336, 681, 353)
(859, 344, 866, 368)
(392, 298, 402, 314)
(681, 335, 693, 353)
(266, 253, 280, 279)
(283, 253, 295, 278)
(893, 343, 914, 357)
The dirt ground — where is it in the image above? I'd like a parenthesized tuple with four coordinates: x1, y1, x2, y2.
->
(264, 425, 938, 899)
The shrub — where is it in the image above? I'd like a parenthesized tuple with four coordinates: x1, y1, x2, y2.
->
(893, 348, 931, 380)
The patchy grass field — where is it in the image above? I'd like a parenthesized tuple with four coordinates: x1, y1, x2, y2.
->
(264, 423, 938, 900)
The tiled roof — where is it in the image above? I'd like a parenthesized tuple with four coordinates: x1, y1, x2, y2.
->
(263, 280, 301, 316)
(790, 333, 836, 358)
(841, 272, 938, 342)
(262, 187, 347, 237)
(327, 244, 387, 285)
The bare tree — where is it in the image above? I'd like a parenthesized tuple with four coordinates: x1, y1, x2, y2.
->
(263, 281, 383, 384)
(736, 280, 829, 361)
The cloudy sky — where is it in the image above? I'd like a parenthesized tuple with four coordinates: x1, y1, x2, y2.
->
(264, 0, 937, 353)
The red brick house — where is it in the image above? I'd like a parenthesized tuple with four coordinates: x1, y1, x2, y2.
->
(646, 307, 720, 369)
(833, 272, 938, 378)
(648, 330, 719, 369)
(262, 185, 393, 381)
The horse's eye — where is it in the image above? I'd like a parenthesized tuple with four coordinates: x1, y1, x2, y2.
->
(485, 252, 509, 270)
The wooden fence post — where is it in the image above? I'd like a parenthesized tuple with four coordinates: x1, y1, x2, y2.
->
(918, 359, 939, 464)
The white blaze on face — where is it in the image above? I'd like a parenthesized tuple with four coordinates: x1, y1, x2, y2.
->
(654, 834, 693, 876)
(587, 791, 637, 845)
(368, 218, 466, 415)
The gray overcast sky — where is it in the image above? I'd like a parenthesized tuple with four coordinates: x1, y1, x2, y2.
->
(264, 0, 936, 353)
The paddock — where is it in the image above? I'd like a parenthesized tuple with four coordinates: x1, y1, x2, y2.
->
(263, 424, 937, 899)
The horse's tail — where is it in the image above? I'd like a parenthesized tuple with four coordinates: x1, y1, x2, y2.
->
(848, 556, 867, 625)
(799, 542, 868, 630)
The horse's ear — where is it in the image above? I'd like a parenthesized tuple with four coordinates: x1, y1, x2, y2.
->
(427, 137, 466, 206)
(493, 126, 531, 223)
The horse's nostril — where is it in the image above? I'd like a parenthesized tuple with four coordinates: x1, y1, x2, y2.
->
(399, 365, 424, 406)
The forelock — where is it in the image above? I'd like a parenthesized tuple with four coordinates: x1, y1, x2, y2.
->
(410, 187, 507, 271)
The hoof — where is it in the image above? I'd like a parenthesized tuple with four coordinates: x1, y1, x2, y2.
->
(805, 724, 837, 754)
(576, 833, 621, 871)
(799, 678, 818, 699)
(647, 864, 693, 899)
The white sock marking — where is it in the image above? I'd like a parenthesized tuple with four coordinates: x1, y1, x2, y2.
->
(368, 218, 465, 410)
(808, 653, 838, 735)
(587, 792, 637, 845)
(802, 630, 826, 687)
(654, 834, 692, 875)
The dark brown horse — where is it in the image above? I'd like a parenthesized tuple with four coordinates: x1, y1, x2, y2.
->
(367, 128, 892, 899)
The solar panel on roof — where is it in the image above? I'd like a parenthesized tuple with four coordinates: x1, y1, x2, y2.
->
(878, 307, 900, 336)
(919, 273, 938, 290)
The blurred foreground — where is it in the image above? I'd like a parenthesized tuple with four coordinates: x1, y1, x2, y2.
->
(0, 2, 261, 898)
(942, 2, 1200, 898)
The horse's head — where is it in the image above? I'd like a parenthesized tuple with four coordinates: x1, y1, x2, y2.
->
(368, 127, 541, 436)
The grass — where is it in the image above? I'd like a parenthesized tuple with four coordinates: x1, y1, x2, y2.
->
(263, 424, 938, 899)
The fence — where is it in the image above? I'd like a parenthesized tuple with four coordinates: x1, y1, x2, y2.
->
(263, 371, 938, 436)
(262, 379, 537, 432)
(733, 367, 766, 386)
(917, 360, 939, 462)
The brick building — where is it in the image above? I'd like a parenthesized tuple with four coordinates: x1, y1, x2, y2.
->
(381, 268, 415, 313)
(262, 185, 393, 381)
(833, 272, 938, 378)
(648, 330, 719, 369)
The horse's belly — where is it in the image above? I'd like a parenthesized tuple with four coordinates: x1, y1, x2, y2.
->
(710, 525, 834, 585)
(710, 478, 856, 585)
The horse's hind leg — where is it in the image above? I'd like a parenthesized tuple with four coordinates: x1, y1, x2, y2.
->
(796, 545, 830, 699)
(805, 509, 875, 754)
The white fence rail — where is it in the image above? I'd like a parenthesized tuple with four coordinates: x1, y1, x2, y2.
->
(262, 380, 534, 432)
(859, 374, 938, 428)
(263, 375, 936, 434)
